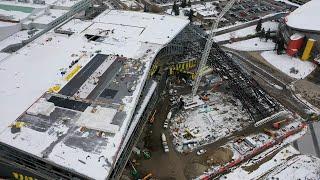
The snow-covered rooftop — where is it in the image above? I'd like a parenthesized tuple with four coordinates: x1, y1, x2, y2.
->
(0, 0, 83, 9)
(95, 10, 188, 44)
(286, 0, 320, 32)
(23, 8, 68, 25)
(0, 10, 188, 179)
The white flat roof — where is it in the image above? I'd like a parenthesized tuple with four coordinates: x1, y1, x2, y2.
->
(0, 10, 188, 179)
(94, 10, 189, 45)
(0, 8, 31, 21)
(57, 18, 93, 34)
(0, 1, 46, 8)
(286, 0, 320, 32)
(24, 9, 68, 25)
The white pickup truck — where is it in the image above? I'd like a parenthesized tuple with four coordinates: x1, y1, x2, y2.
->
(161, 133, 169, 153)
(163, 111, 172, 129)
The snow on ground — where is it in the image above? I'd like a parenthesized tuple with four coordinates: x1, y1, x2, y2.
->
(0, 52, 10, 61)
(170, 92, 252, 153)
(286, 0, 320, 32)
(197, 117, 307, 179)
(214, 21, 278, 42)
(222, 145, 304, 179)
(261, 51, 317, 79)
(224, 38, 275, 51)
(265, 154, 320, 179)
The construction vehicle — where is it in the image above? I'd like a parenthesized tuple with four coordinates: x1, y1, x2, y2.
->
(272, 119, 288, 129)
(163, 120, 169, 129)
(149, 110, 157, 123)
(142, 150, 151, 159)
(142, 173, 153, 180)
(161, 133, 169, 153)
(130, 161, 140, 180)
(191, 0, 238, 99)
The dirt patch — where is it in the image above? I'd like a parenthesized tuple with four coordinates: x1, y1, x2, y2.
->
(184, 163, 209, 179)
(294, 79, 320, 109)
(242, 148, 280, 173)
(206, 146, 233, 166)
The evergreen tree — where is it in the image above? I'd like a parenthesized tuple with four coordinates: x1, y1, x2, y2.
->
(172, 1, 177, 15)
(259, 28, 265, 41)
(187, 0, 191, 7)
(176, 5, 180, 15)
(276, 37, 285, 55)
(265, 28, 271, 42)
(188, 9, 194, 22)
(144, 3, 148, 12)
(181, 0, 186, 8)
(173, 1, 180, 16)
(256, 19, 262, 32)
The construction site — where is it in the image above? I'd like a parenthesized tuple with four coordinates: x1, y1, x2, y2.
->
(0, 0, 320, 179)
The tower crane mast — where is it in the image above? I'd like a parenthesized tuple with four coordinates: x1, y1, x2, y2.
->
(191, 0, 238, 98)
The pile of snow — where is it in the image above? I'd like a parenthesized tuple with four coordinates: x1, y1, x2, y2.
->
(224, 38, 275, 51)
(27, 98, 55, 116)
(76, 106, 119, 134)
(261, 51, 316, 79)
(286, 0, 320, 32)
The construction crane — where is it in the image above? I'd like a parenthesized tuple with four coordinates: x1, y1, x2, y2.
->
(191, 0, 238, 99)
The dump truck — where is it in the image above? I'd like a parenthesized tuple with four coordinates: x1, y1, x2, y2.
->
(161, 133, 169, 153)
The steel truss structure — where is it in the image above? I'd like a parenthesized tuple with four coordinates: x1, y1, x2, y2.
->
(174, 25, 281, 121)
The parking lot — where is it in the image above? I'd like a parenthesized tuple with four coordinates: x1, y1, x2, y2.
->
(160, 0, 296, 30)
(223, 0, 294, 23)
